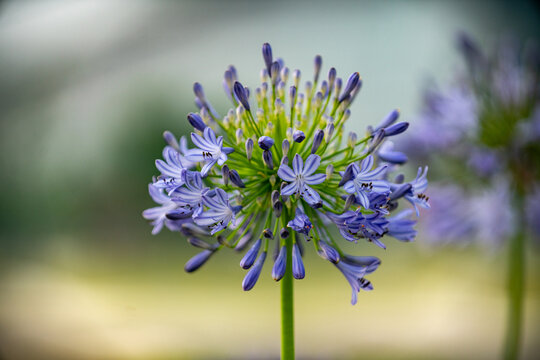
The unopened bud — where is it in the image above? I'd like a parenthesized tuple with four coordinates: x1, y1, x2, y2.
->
(263, 228, 274, 239)
(221, 165, 230, 186)
(263, 150, 274, 170)
(311, 129, 324, 154)
(344, 194, 356, 210)
(273, 201, 283, 217)
(293, 129, 306, 143)
(282, 139, 290, 155)
(229, 169, 245, 188)
(326, 164, 334, 180)
(245, 138, 253, 161)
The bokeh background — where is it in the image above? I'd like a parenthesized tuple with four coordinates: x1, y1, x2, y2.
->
(1, 1, 540, 359)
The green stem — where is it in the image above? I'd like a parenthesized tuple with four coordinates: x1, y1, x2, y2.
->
(281, 223, 295, 359)
(503, 193, 526, 360)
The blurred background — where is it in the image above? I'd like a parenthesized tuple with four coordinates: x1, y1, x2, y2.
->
(1, 1, 540, 359)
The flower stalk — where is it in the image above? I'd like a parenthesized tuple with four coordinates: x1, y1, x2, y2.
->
(281, 230, 295, 360)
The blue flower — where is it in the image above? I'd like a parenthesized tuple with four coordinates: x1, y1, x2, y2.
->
(386, 210, 417, 242)
(343, 155, 390, 209)
(171, 171, 212, 218)
(335, 258, 377, 305)
(142, 184, 183, 235)
(404, 166, 430, 216)
(317, 240, 380, 305)
(327, 210, 389, 249)
(194, 188, 237, 234)
(154, 146, 188, 195)
(185, 127, 234, 177)
(278, 154, 326, 206)
(287, 207, 313, 236)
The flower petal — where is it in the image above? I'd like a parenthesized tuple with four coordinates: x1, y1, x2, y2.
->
(277, 164, 296, 182)
(292, 154, 303, 175)
(305, 173, 326, 185)
(281, 182, 299, 196)
(301, 185, 321, 205)
(303, 154, 321, 176)
(201, 159, 217, 177)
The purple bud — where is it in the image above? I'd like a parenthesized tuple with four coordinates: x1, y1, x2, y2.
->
(263, 228, 274, 239)
(383, 122, 409, 137)
(188, 237, 215, 250)
(289, 86, 297, 103)
(258, 136, 275, 150)
(263, 150, 274, 170)
(282, 139, 290, 155)
(339, 163, 356, 186)
(348, 131, 358, 147)
(273, 200, 283, 217)
(334, 77, 343, 97)
(280, 182, 289, 202)
(280, 67, 290, 83)
(221, 165, 230, 185)
(344, 194, 355, 210)
(328, 67, 336, 88)
(229, 169, 245, 188)
(234, 230, 253, 251)
(224, 70, 234, 89)
(262, 42, 273, 74)
(272, 246, 287, 281)
(293, 130, 306, 143)
(389, 183, 412, 201)
(271, 190, 280, 204)
(240, 238, 262, 269)
(245, 138, 253, 161)
(242, 251, 267, 291)
(339, 72, 360, 103)
(325, 123, 335, 140)
(193, 82, 205, 100)
(314, 55, 323, 83)
(233, 81, 250, 110)
(163, 131, 180, 151)
(367, 129, 385, 153)
(185, 249, 214, 272)
(187, 113, 207, 131)
(292, 243, 305, 279)
(180, 223, 209, 237)
(281, 155, 289, 166)
(375, 109, 400, 131)
(270, 61, 281, 85)
(321, 81, 329, 97)
(317, 240, 340, 264)
(228, 65, 237, 80)
(378, 150, 408, 164)
(394, 174, 405, 184)
(280, 228, 289, 239)
(311, 129, 324, 154)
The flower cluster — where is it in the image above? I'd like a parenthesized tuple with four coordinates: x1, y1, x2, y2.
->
(143, 43, 428, 304)
(400, 33, 540, 245)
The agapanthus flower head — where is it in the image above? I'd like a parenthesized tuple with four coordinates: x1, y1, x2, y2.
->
(401, 33, 540, 246)
(143, 43, 428, 303)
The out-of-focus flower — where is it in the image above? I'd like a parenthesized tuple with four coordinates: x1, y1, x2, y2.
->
(402, 33, 540, 246)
